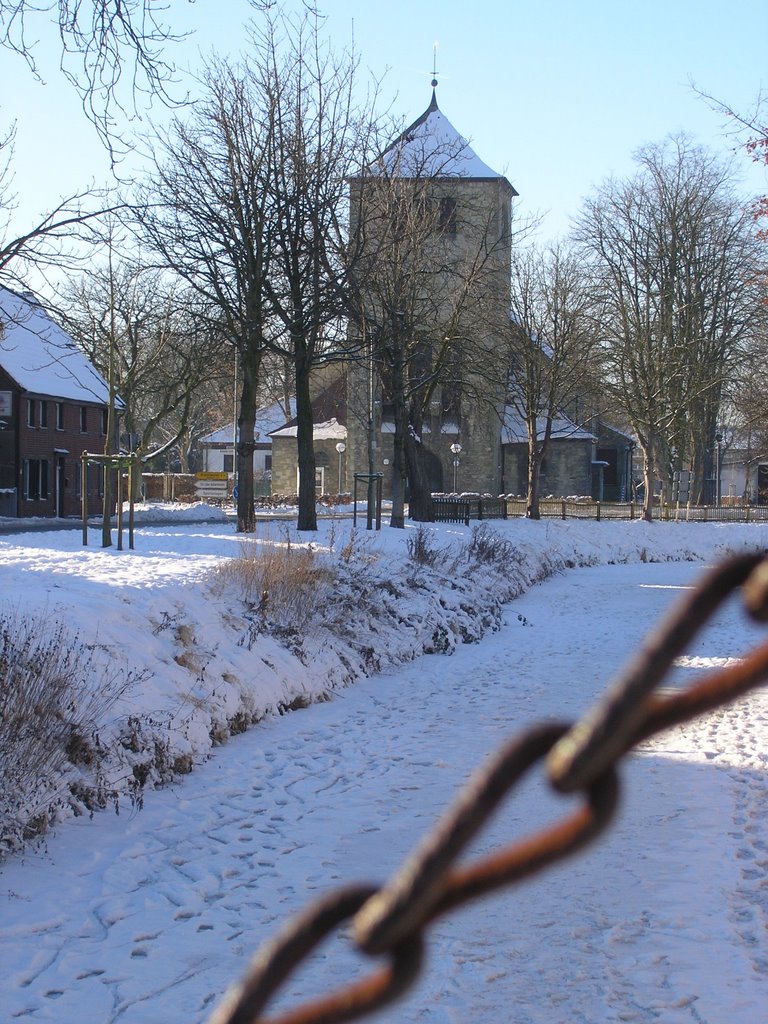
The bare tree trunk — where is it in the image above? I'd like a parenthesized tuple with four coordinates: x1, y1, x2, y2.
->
(295, 355, 317, 532)
(405, 420, 435, 522)
(641, 440, 655, 522)
(526, 433, 543, 520)
(236, 348, 259, 533)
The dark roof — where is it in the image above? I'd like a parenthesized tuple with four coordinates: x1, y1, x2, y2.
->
(270, 376, 347, 433)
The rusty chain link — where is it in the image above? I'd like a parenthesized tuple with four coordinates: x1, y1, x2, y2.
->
(207, 552, 768, 1024)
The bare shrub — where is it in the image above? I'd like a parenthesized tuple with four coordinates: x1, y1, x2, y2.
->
(464, 524, 519, 569)
(213, 530, 333, 632)
(0, 609, 138, 857)
(405, 525, 445, 567)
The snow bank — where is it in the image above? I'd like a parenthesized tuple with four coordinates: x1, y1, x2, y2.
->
(2, 508, 767, 853)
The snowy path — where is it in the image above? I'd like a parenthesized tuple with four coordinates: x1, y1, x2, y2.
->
(2, 560, 768, 1023)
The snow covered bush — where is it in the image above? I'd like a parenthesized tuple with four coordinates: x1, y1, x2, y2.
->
(212, 531, 334, 632)
(463, 523, 520, 569)
(0, 611, 136, 857)
(406, 525, 447, 567)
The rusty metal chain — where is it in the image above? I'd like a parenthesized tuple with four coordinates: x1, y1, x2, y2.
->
(207, 551, 768, 1024)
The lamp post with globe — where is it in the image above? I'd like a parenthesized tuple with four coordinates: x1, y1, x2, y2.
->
(335, 441, 346, 494)
(450, 442, 462, 493)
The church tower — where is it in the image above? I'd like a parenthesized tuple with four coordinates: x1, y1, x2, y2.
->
(346, 86, 518, 509)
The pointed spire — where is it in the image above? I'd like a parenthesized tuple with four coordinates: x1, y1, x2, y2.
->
(429, 42, 440, 111)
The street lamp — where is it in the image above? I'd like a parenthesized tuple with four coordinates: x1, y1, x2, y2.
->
(450, 442, 462, 493)
(715, 432, 723, 507)
(335, 441, 346, 494)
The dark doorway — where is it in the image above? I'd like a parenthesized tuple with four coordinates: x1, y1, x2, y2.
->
(56, 455, 66, 517)
(758, 464, 768, 505)
(596, 448, 619, 500)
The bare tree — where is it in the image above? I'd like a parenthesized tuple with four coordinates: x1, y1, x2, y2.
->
(135, 12, 379, 532)
(574, 136, 762, 519)
(0, 0, 186, 158)
(505, 242, 603, 519)
(134, 58, 277, 532)
(246, 9, 378, 531)
(0, 123, 118, 291)
(60, 256, 224, 494)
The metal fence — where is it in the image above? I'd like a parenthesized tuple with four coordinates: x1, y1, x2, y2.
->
(432, 496, 508, 525)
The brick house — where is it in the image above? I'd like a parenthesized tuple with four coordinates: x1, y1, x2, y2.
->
(0, 285, 119, 518)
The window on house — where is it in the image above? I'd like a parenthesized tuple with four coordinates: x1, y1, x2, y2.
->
(78, 461, 100, 497)
(264, 454, 272, 472)
(100, 408, 108, 435)
(39, 401, 48, 428)
(439, 197, 457, 236)
(410, 338, 432, 389)
(298, 467, 325, 495)
(22, 458, 49, 500)
(56, 402, 64, 430)
(80, 406, 87, 432)
(222, 453, 234, 473)
(441, 380, 462, 425)
(27, 399, 36, 428)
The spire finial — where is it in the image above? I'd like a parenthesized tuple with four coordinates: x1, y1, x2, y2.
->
(429, 41, 439, 109)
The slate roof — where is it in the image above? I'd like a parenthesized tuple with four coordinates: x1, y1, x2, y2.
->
(200, 399, 298, 445)
(0, 285, 117, 406)
(501, 407, 597, 444)
(363, 90, 517, 192)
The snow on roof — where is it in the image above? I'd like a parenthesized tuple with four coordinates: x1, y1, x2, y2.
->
(269, 417, 347, 441)
(502, 406, 597, 444)
(0, 285, 117, 406)
(200, 399, 297, 445)
(367, 91, 517, 189)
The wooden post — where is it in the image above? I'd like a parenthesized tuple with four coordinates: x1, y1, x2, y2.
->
(128, 455, 136, 549)
(116, 460, 124, 551)
(81, 452, 88, 546)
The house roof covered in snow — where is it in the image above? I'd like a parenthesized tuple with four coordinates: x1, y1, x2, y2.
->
(268, 378, 347, 440)
(270, 417, 347, 442)
(501, 407, 597, 445)
(361, 89, 518, 191)
(0, 285, 117, 406)
(200, 399, 297, 446)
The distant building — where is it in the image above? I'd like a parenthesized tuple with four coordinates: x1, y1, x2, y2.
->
(501, 409, 634, 501)
(199, 399, 296, 495)
(343, 88, 628, 502)
(0, 286, 120, 518)
(269, 379, 347, 495)
(346, 88, 516, 498)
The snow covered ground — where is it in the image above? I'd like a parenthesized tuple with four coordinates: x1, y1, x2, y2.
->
(1, 508, 767, 1022)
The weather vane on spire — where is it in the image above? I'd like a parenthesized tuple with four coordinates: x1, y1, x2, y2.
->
(431, 41, 439, 89)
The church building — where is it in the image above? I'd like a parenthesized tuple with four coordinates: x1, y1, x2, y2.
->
(269, 86, 632, 504)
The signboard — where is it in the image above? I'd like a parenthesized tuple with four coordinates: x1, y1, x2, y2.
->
(195, 471, 229, 499)
(672, 469, 691, 503)
(0, 391, 11, 416)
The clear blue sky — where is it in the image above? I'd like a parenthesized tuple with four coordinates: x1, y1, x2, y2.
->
(2, 0, 767, 251)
